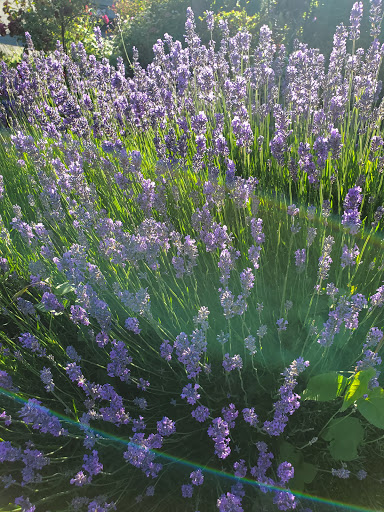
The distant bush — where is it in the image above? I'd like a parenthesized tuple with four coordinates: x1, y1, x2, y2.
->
(2, 0, 112, 56)
(112, 0, 382, 76)
(111, 0, 316, 71)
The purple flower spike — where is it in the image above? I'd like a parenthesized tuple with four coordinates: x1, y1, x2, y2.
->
(181, 383, 201, 405)
(181, 484, 193, 498)
(191, 405, 210, 422)
(125, 317, 141, 334)
(190, 469, 204, 485)
(222, 353, 243, 372)
(217, 492, 244, 512)
(157, 417, 176, 437)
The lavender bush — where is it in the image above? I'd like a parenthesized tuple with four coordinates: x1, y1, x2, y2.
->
(1, 3, 384, 512)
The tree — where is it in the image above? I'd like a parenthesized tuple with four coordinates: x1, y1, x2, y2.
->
(3, 0, 99, 53)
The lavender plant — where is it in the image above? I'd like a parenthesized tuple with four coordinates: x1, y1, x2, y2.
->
(0, 4, 384, 219)
(0, 4, 384, 512)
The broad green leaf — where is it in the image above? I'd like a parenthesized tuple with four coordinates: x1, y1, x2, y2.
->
(302, 372, 348, 401)
(299, 462, 318, 485)
(341, 368, 376, 412)
(54, 282, 75, 296)
(278, 442, 317, 491)
(322, 417, 364, 461)
(279, 441, 301, 465)
(357, 387, 384, 429)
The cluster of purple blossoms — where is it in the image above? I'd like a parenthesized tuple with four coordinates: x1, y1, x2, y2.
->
(223, 353, 243, 372)
(0, 257, 9, 273)
(171, 233, 198, 278)
(137, 378, 150, 391)
(71, 450, 103, 487)
(0, 411, 12, 426)
(370, 283, 384, 308)
(326, 282, 339, 300)
(123, 438, 162, 479)
(263, 358, 309, 436)
(41, 292, 64, 313)
(231, 115, 253, 150)
(157, 417, 176, 437)
(174, 329, 207, 378)
(125, 317, 141, 334)
(207, 417, 231, 459)
(222, 403, 238, 428)
(219, 287, 247, 318)
(363, 327, 383, 349)
(107, 340, 133, 383)
(234, 459, 247, 478)
(342, 186, 362, 235)
(160, 339, 173, 361)
(229, 176, 258, 209)
(341, 244, 360, 268)
(240, 268, 255, 298)
(218, 247, 240, 285)
(294, 249, 306, 272)
(270, 106, 292, 165)
(277, 461, 294, 485)
(332, 467, 351, 479)
(242, 407, 259, 427)
(350, 1, 364, 40)
(276, 318, 288, 331)
(273, 491, 297, 511)
(191, 405, 210, 422)
(14, 496, 36, 512)
(250, 443, 297, 509)
(248, 217, 264, 270)
(298, 142, 318, 184)
(217, 492, 244, 512)
(0, 370, 17, 391)
(116, 286, 151, 317)
(20, 446, 50, 486)
(356, 469, 368, 480)
(65, 362, 85, 385)
(190, 469, 204, 485)
(132, 416, 146, 432)
(17, 298, 36, 316)
(181, 383, 201, 404)
(318, 293, 367, 346)
(66, 345, 81, 362)
(18, 399, 68, 437)
(181, 484, 194, 498)
(244, 335, 257, 355)
(356, 350, 382, 388)
(70, 305, 90, 326)
(40, 367, 54, 392)
(18, 333, 46, 357)
(318, 235, 335, 280)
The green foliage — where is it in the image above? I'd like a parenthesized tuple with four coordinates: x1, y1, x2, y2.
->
(112, 0, 198, 70)
(3, 0, 111, 55)
(341, 368, 377, 412)
(302, 372, 348, 402)
(212, 8, 260, 37)
(0, 44, 24, 68)
(357, 387, 384, 429)
(54, 282, 75, 296)
(322, 416, 364, 461)
(279, 441, 318, 490)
